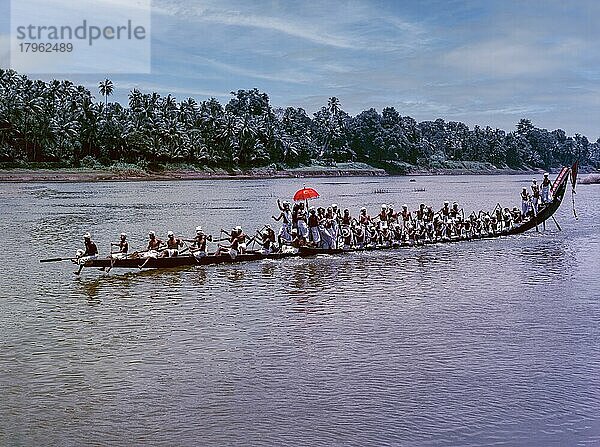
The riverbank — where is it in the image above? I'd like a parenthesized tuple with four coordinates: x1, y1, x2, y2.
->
(580, 173, 600, 184)
(0, 162, 386, 183)
(0, 161, 591, 183)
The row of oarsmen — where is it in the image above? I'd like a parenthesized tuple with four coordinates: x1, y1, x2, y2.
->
(76, 225, 254, 263)
(75, 188, 545, 263)
(270, 199, 538, 250)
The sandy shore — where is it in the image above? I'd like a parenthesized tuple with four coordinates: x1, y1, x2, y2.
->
(0, 166, 387, 183)
(0, 163, 591, 183)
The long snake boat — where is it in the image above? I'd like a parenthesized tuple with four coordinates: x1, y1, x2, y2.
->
(60, 164, 577, 272)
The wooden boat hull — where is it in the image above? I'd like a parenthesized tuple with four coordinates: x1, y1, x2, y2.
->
(85, 251, 297, 269)
(81, 166, 573, 271)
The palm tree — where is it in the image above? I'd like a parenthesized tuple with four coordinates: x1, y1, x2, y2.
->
(98, 79, 114, 116)
(327, 96, 340, 117)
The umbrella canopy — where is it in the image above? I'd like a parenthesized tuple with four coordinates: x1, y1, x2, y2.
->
(293, 187, 319, 202)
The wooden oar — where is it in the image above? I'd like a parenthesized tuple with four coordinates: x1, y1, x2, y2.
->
(137, 245, 168, 269)
(40, 257, 74, 263)
(552, 216, 562, 231)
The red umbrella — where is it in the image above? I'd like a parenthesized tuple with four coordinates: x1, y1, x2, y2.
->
(293, 187, 319, 202)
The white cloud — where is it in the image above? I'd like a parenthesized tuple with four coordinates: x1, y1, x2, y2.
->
(154, 0, 427, 53)
(443, 31, 586, 77)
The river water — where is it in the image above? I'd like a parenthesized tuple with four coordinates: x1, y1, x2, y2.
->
(0, 175, 598, 446)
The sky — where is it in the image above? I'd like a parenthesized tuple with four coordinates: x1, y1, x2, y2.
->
(1, 0, 599, 139)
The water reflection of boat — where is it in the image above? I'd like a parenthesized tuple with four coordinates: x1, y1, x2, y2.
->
(77, 164, 576, 272)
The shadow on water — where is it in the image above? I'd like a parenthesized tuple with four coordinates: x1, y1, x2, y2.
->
(72, 267, 188, 304)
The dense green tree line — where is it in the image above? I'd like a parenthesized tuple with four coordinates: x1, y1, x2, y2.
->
(0, 69, 597, 170)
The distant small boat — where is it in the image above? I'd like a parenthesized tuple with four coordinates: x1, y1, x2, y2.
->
(413, 187, 426, 192)
(409, 179, 416, 182)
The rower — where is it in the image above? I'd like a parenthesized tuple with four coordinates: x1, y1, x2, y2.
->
(186, 226, 210, 258)
(387, 205, 398, 225)
(353, 223, 366, 249)
(234, 226, 248, 254)
(425, 206, 434, 222)
(494, 207, 503, 226)
(541, 172, 552, 204)
(341, 225, 353, 249)
(163, 231, 183, 257)
(284, 228, 307, 252)
(375, 204, 389, 230)
(531, 179, 540, 216)
(110, 233, 128, 259)
(296, 202, 309, 238)
(359, 207, 371, 229)
(503, 207, 513, 230)
(332, 203, 341, 220)
(320, 211, 335, 250)
(325, 207, 338, 249)
(330, 205, 340, 248)
(307, 207, 320, 246)
(143, 231, 163, 259)
(379, 225, 392, 246)
(215, 227, 242, 259)
(273, 199, 292, 246)
(520, 187, 530, 217)
(450, 202, 461, 219)
(440, 201, 450, 222)
(74, 232, 98, 275)
(400, 204, 411, 227)
(256, 226, 276, 254)
(512, 206, 522, 223)
(392, 222, 403, 242)
(341, 208, 353, 226)
(416, 203, 426, 221)
(367, 224, 379, 246)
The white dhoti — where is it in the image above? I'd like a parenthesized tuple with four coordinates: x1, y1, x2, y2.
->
(309, 226, 320, 244)
(331, 222, 339, 248)
(297, 221, 308, 238)
(77, 255, 97, 265)
(110, 252, 128, 260)
(541, 186, 550, 203)
(193, 250, 207, 260)
(320, 228, 334, 249)
(222, 248, 238, 259)
(281, 245, 298, 254)
(279, 223, 292, 241)
(521, 200, 529, 216)
(141, 250, 159, 259)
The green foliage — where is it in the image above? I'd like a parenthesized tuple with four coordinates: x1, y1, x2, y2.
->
(0, 69, 596, 171)
(80, 155, 103, 169)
